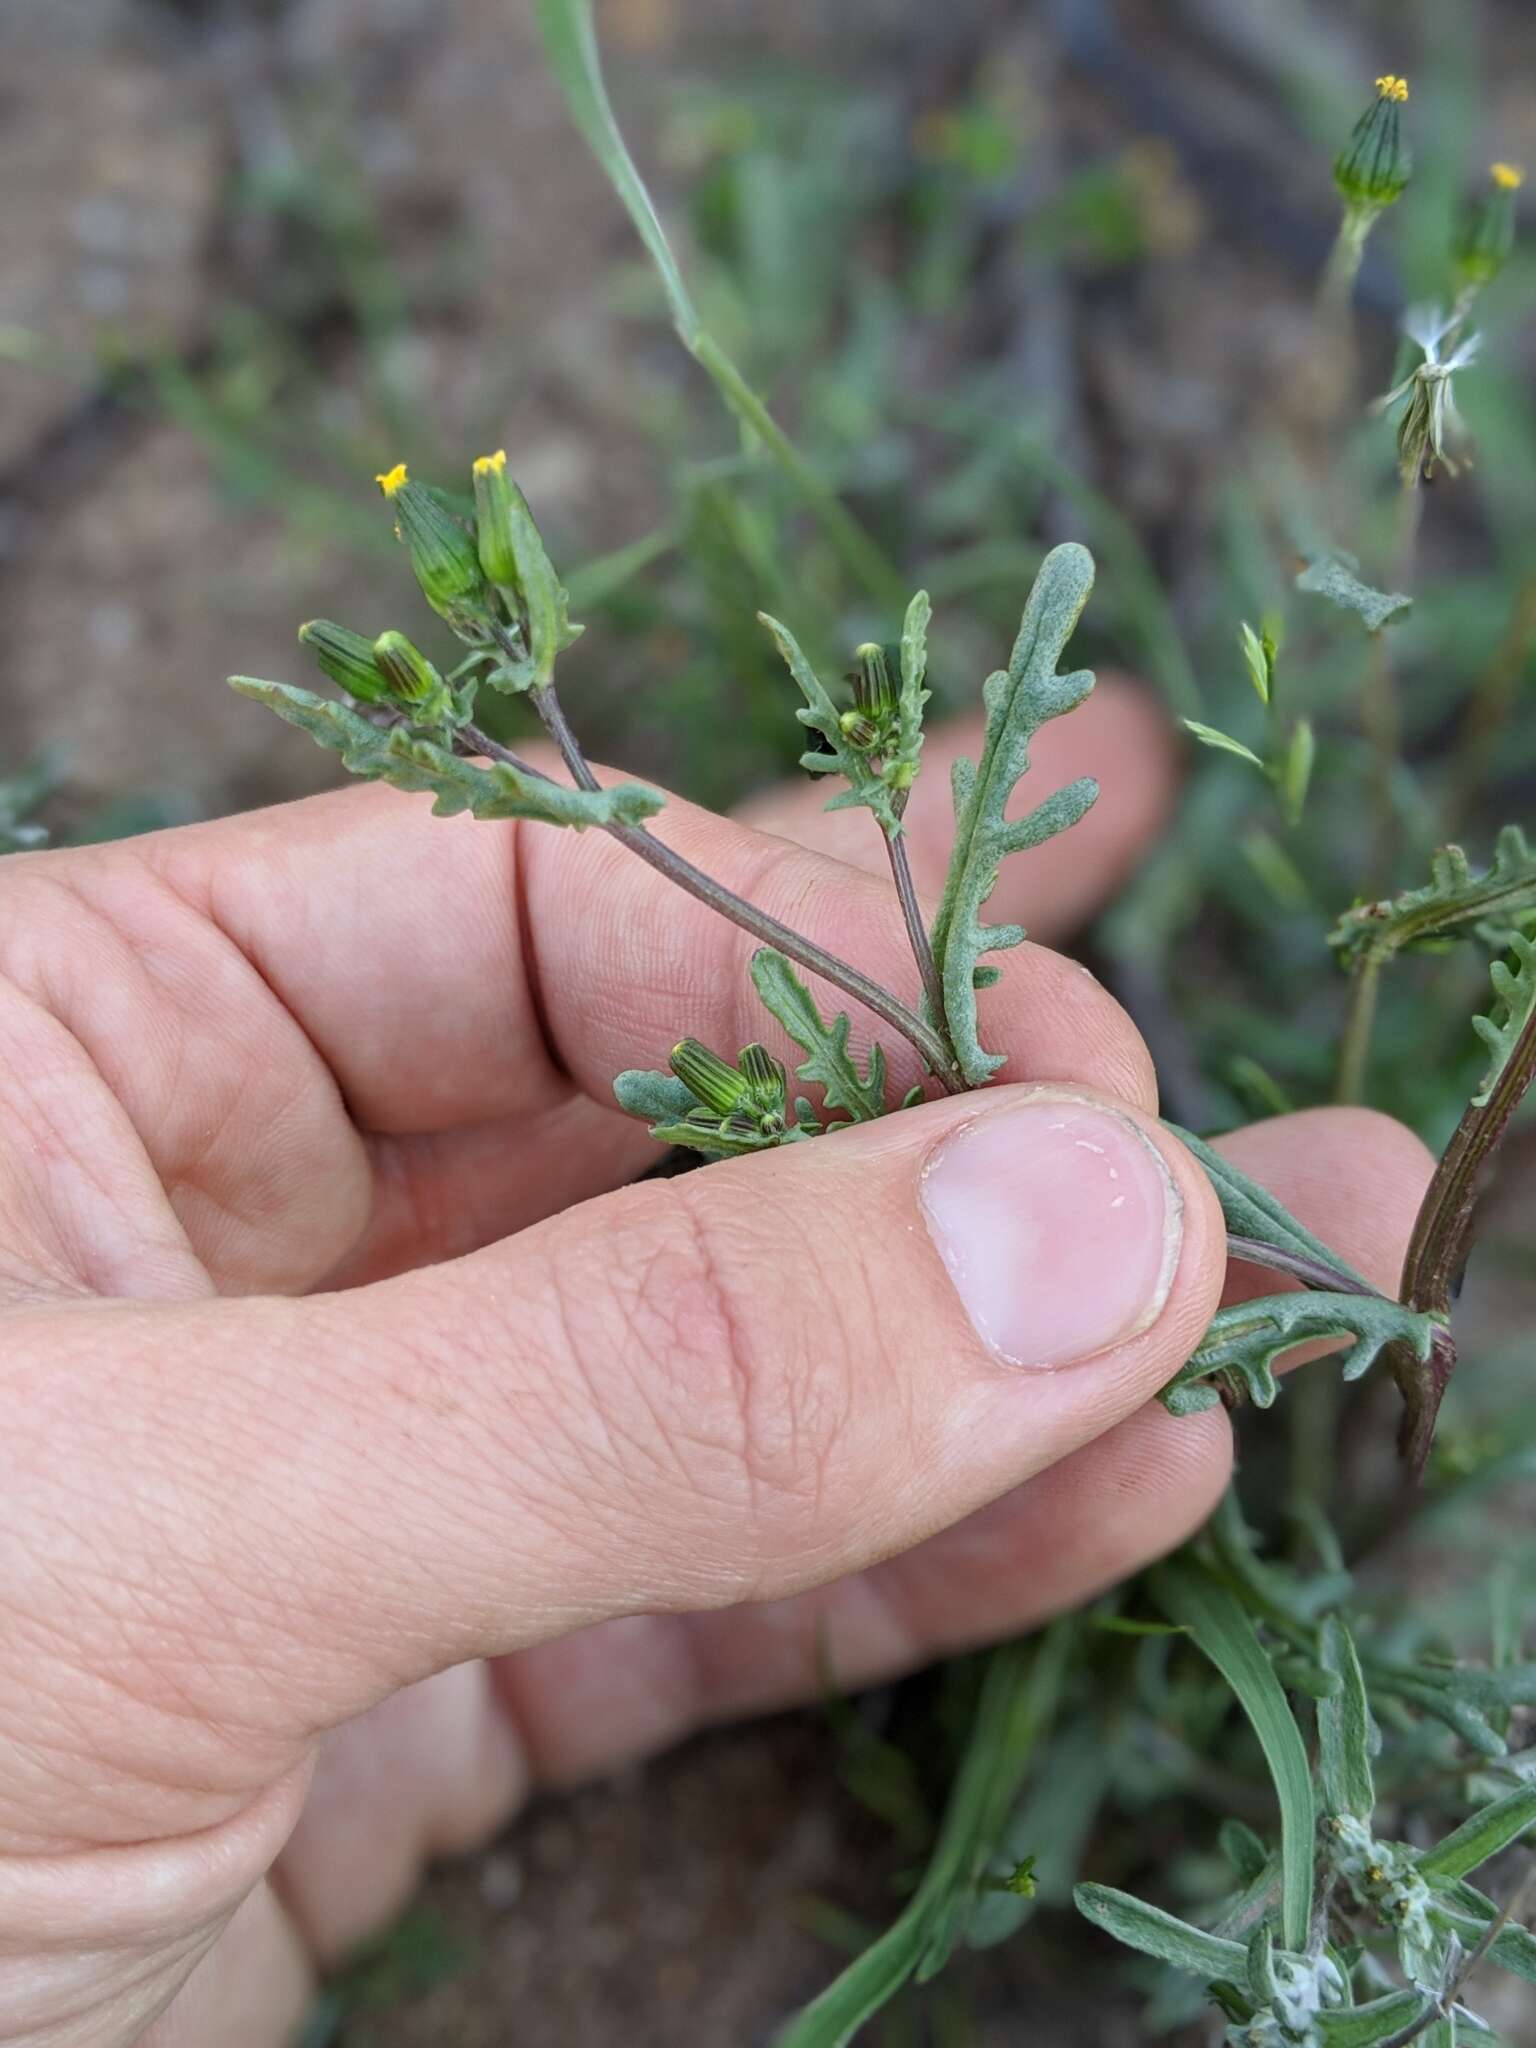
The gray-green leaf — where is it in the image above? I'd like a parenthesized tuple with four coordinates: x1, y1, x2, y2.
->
(612, 1071, 698, 1124)
(1318, 1615, 1377, 1821)
(1073, 1884, 1248, 1980)
(1329, 826, 1536, 971)
(230, 679, 663, 829)
(1150, 1559, 1315, 1949)
(1159, 1292, 1441, 1417)
(1317, 1992, 1439, 2045)
(750, 949, 890, 1122)
(1417, 1783, 1536, 1883)
(758, 612, 903, 837)
(1296, 548, 1412, 633)
(929, 543, 1098, 1084)
(1472, 932, 1536, 1108)
(896, 588, 932, 789)
(1164, 1125, 1373, 1292)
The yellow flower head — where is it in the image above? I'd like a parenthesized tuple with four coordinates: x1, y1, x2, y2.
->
(473, 448, 508, 478)
(1491, 161, 1526, 191)
(375, 462, 409, 498)
(1375, 74, 1409, 103)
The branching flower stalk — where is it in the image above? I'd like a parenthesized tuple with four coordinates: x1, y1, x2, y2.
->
(460, 701, 963, 1088)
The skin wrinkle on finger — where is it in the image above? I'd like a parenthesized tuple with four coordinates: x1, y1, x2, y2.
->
(0, 1085, 1220, 1858)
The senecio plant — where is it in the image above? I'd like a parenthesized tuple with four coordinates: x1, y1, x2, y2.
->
(230, 17, 1536, 2046)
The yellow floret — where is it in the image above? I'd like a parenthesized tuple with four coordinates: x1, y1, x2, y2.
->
(472, 449, 508, 477)
(374, 462, 409, 498)
(1374, 74, 1409, 103)
(1491, 162, 1526, 191)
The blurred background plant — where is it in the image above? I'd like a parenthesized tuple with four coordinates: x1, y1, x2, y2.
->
(4, 1, 1536, 2042)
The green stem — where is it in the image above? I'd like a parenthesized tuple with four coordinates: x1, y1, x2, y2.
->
(1317, 205, 1374, 326)
(464, 706, 963, 1091)
(691, 335, 907, 613)
(1335, 953, 1382, 1105)
(533, 0, 905, 615)
(884, 793, 953, 1063)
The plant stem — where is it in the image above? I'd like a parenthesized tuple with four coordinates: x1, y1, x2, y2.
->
(1391, 1002, 1536, 1472)
(1373, 1864, 1536, 2048)
(691, 335, 906, 613)
(1317, 206, 1374, 326)
(1225, 1236, 1382, 1299)
(1334, 954, 1383, 1105)
(884, 792, 953, 1060)
(460, 711, 964, 1089)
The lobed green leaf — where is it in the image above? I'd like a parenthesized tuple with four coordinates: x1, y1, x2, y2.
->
(750, 949, 891, 1122)
(1159, 1292, 1440, 1418)
(896, 588, 932, 787)
(229, 679, 663, 830)
(929, 543, 1098, 1084)
(1296, 548, 1412, 633)
(758, 612, 907, 837)
(1329, 825, 1536, 971)
(1471, 931, 1536, 1108)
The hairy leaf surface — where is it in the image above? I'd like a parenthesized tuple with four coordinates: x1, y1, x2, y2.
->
(230, 679, 663, 829)
(750, 949, 891, 1122)
(1160, 1293, 1440, 1417)
(929, 543, 1098, 1084)
(1330, 825, 1536, 969)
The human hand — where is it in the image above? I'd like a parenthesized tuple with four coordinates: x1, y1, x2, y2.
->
(0, 681, 1430, 2045)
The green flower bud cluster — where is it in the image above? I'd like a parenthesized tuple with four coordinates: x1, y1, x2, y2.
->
(297, 619, 456, 726)
(838, 641, 902, 755)
(295, 452, 589, 731)
(373, 454, 583, 694)
(669, 1037, 788, 1141)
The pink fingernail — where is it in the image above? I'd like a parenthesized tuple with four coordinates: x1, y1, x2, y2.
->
(918, 1093, 1182, 1369)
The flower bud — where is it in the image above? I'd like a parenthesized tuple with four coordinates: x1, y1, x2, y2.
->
(1334, 75, 1412, 214)
(1454, 162, 1523, 292)
(372, 630, 452, 719)
(298, 619, 390, 703)
(471, 449, 523, 592)
(839, 708, 881, 751)
(853, 641, 897, 720)
(736, 1043, 788, 1130)
(670, 1038, 748, 1118)
(376, 463, 488, 630)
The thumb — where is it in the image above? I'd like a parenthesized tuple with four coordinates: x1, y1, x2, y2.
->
(5, 1087, 1223, 1850)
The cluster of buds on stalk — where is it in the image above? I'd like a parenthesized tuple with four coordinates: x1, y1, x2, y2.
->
(296, 454, 583, 722)
(668, 1038, 790, 1145)
(1324, 71, 1526, 487)
(835, 639, 920, 799)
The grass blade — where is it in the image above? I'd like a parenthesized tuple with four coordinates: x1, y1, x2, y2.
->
(1151, 1558, 1316, 1950)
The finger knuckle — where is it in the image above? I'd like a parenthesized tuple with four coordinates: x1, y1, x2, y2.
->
(558, 1176, 857, 1592)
